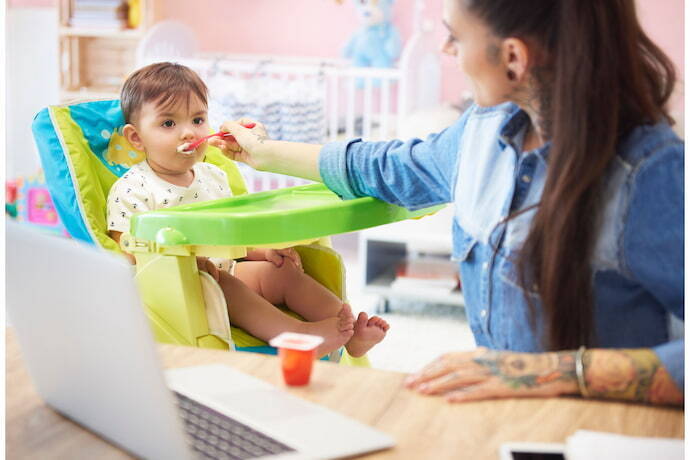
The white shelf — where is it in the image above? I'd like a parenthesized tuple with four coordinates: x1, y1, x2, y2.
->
(58, 0, 151, 102)
(60, 89, 120, 102)
(59, 26, 143, 39)
(359, 206, 464, 311)
(366, 270, 465, 306)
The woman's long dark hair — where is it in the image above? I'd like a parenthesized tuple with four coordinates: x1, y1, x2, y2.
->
(465, 0, 676, 349)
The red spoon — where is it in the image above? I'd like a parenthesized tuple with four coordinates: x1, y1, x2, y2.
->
(178, 122, 256, 154)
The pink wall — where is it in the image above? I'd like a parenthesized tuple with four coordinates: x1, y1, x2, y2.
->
(155, 0, 684, 109)
(7, 0, 54, 6)
(637, 0, 685, 114)
(153, 0, 462, 100)
(9, 0, 684, 109)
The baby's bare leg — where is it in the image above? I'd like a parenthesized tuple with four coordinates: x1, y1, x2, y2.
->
(233, 261, 389, 357)
(215, 270, 353, 355)
(234, 260, 344, 321)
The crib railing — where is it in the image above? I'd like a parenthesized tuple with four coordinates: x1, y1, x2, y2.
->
(236, 164, 311, 194)
(177, 55, 406, 192)
(185, 55, 404, 140)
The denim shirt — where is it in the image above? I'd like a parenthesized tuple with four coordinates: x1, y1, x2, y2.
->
(320, 102, 684, 388)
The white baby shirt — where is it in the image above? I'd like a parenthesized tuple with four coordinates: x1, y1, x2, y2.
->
(107, 160, 234, 271)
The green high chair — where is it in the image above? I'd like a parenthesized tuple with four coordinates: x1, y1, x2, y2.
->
(32, 99, 442, 365)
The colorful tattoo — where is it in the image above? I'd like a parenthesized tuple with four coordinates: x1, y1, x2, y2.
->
(583, 349, 683, 406)
(473, 351, 577, 390)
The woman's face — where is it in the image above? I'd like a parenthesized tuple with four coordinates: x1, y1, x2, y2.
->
(441, 0, 512, 107)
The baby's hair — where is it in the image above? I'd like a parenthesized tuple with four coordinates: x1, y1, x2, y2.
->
(120, 62, 208, 124)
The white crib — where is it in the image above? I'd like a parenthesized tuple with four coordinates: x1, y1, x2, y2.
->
(138, 16, 444, 193)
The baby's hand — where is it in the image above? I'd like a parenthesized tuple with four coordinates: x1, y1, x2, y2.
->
(264, 248, 302, 270)
(208, 118, 270, 169)
(196, 256, 220, 282)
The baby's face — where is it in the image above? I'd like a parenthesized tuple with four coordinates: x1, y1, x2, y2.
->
(134, 94, 210, 175)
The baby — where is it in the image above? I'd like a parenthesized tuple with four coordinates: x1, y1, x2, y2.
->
(107, 62, 389, 358)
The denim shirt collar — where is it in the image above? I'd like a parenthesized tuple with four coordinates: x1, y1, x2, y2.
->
(497, 105, 551, 160)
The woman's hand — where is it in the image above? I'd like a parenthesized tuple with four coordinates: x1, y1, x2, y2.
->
(209, 118, 270, 170)
(209, 119, 324, 181)
(404, 348, 578, 403)
(246, 248, 303, 270)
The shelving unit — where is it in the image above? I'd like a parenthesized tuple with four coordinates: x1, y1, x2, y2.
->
(358, 205, 464, 312)
(57, 0, 152, 102)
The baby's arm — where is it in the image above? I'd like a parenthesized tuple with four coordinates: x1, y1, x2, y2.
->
(108, 230, 136, 265)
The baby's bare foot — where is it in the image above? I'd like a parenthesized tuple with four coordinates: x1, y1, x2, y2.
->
(299, 306, 354, 357)
(338, 303, 355, 331)
(345, 312, 390, 357)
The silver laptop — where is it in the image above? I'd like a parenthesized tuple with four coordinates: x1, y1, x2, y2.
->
(6, 221, 394, 459)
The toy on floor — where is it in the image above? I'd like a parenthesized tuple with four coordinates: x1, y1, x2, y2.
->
(339, 0, 401, 73)
(6, 180, 18, 217)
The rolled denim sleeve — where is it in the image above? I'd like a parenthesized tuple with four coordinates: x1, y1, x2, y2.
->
(319, 138, 363, 200)
(319, 107, 473, 210)
(623, 140, 684, 388)
(652, 340, 684, 389)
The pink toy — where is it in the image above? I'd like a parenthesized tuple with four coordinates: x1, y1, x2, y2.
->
(13, 171, 68, 236)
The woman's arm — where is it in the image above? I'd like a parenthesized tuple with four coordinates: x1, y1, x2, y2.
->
(583, 348, 682, 405)
(404, 347, 682, 406)
(214, 108, 472, 210)
(212, 120, 322, 181)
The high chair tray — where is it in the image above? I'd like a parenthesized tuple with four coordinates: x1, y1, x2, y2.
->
(131, 183, 444, 246)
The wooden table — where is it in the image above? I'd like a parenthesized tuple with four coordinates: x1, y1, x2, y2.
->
(7, 330, 683, 459)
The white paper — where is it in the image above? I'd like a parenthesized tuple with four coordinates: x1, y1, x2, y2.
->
(566, 430, 683, 460)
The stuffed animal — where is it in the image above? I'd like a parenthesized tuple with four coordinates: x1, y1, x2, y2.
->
(340, 0, 401, 70)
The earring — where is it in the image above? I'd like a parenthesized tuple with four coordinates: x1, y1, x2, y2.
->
(507, 70, 516, 81)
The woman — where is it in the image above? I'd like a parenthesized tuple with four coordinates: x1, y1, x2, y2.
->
(212, 0, 683, 406)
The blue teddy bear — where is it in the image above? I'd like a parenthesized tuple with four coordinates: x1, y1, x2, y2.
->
(343, 0, 402, 70)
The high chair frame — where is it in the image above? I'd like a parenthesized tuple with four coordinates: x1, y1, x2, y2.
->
(31, 99, 366, 365)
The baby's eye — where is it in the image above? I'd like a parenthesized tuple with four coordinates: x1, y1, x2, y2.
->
(193, 117, 205, 125)
(446, 34, 458, 44)
(161, 120, 175, 128)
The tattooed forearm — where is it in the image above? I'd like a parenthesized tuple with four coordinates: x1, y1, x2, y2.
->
(583, 349, 683, 406)
(473, 351, 576, 390)
(255, 133, 268, 144)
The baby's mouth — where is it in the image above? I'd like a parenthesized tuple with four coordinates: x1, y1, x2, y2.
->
(177, 142, 195, 154)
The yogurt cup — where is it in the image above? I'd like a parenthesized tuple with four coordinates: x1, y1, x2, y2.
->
(269, 332, 324, 386)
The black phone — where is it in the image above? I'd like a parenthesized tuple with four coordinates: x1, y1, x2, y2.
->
(500, 443, 566, 460)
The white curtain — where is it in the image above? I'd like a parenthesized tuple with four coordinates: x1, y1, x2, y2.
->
(204, 61, 326, 144)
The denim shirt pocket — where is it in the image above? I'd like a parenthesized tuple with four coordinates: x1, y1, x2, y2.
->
(494, 252, 542, 350)
(497, 252, 540, 298)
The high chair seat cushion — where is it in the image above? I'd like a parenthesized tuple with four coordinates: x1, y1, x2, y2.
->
(31, 99, 248, 251)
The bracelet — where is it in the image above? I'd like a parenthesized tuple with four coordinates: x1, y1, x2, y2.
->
(575, 345, 590, 398)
